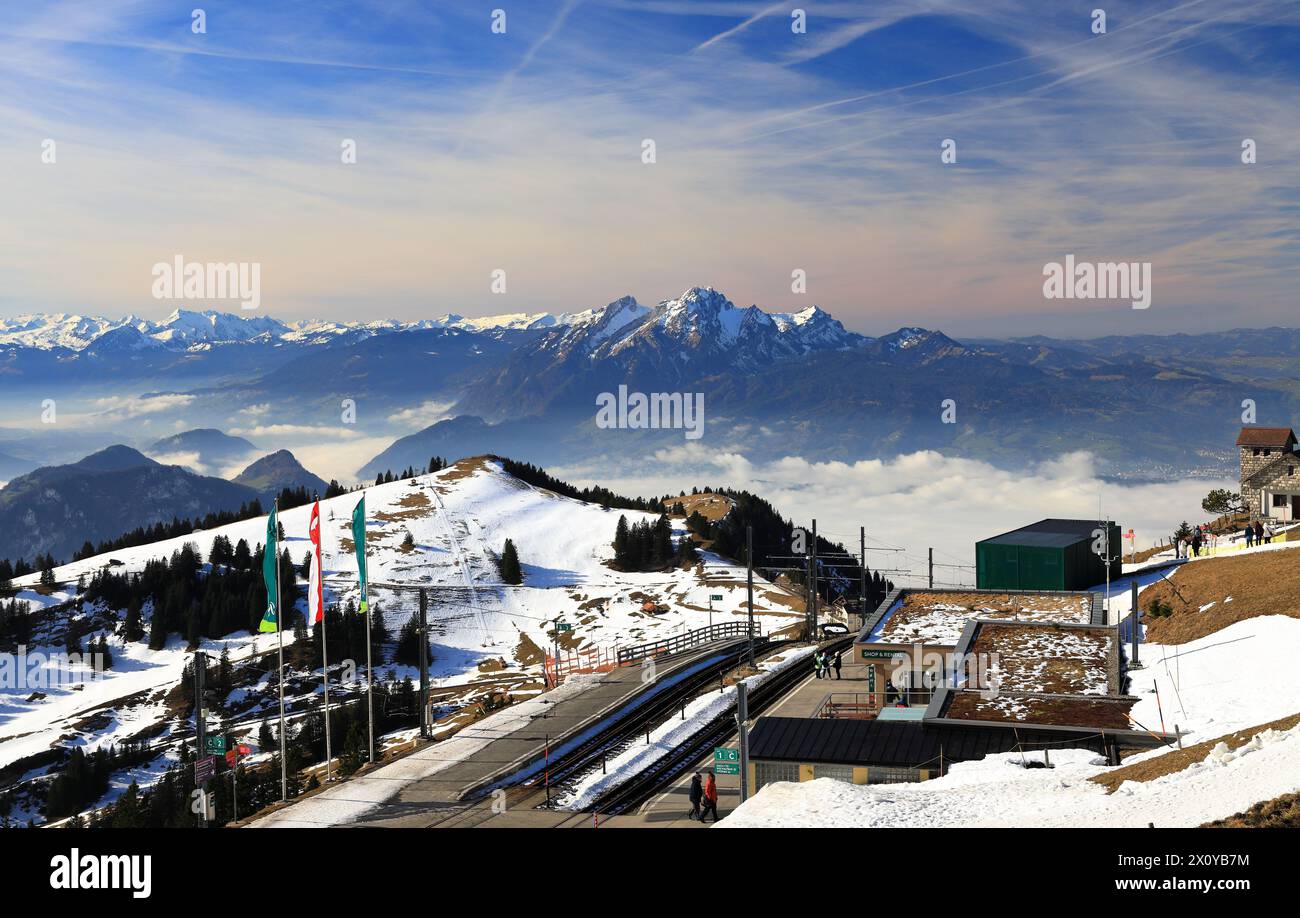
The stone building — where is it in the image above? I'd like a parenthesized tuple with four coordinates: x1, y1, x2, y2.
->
(1238, 426, 1300, 520)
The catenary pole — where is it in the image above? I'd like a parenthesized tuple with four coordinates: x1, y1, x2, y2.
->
(810, 519, 819, 637)
(418, 588, 430, 739)
(746, 525, 755, 666)
(275, 498, 287, 802)
(737, 681, 750, 804)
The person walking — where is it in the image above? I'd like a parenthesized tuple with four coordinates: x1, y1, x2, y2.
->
(814, 651, 824, 679)
(832, 650, 843, 681)
(1245, 523, 1254, 549)
(1254, 520, 1265, 546)
(1264, 522, 1275, 545)
(687, 772, 703, 821)
(699, 770, 719, 823)
(1191, 530, 1203, 557)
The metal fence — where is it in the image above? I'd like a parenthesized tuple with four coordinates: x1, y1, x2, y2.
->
(616, 620, 759, 665)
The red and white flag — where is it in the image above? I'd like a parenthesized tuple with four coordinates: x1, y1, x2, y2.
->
(308, 500, 324, 624)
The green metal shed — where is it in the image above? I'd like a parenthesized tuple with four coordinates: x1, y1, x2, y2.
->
(975, 519, 1121, 591)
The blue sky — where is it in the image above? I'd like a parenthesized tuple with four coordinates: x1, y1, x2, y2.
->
(1, 0, 1297, 336)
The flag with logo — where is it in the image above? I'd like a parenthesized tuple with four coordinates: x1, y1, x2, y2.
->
(352, 495, 368, 613)
(258, 504, 280, 633)
(308, 500, 324, 624)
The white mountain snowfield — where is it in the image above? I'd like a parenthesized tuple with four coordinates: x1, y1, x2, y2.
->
(0, 458, 804, 823)
(722, 542, 1300, 828)
(0, 289, 861, 354)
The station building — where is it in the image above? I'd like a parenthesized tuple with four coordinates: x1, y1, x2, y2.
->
(746, 586, 1168, 793)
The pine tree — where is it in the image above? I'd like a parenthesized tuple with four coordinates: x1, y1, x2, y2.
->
(498, 539, 523, 584)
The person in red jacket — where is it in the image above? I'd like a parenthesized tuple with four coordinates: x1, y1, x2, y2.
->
(699, 769, 720, 823)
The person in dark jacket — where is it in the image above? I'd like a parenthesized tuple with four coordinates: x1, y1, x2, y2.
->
(1254, 520, 1265, 545)
(699, 770, 719, 823)
(1245, 523, 1254, 548)
(832, 651, 843, 680)
(1191, 531, 1203, 557)
(687, 772, 703, 820)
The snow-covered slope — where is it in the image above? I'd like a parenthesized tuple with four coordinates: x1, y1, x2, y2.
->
(0, 458, 802, 823)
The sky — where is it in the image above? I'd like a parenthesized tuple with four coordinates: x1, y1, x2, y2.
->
(1, 0, 1298, 338)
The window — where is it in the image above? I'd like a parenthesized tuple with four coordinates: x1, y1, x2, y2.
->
(1253, 448, 1261, 456)
(754, 761, 800, 791)
(814, 764, 855, 784)
(867, 766, 923, 784)
(1273, 494, 1288, 507)
(1290, 467, 1295, 477)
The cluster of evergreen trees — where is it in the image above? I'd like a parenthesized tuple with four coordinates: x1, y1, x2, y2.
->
(500, 459, 665, 513)
(671, 488, 893, 610)
(0, 557, 36, 590)
(83, 540, 301, 649)
(373, 456, 447, 486)
(69, 502, 266, 564)
(0, 597, 33, 645)
(612, 515, 697, 571)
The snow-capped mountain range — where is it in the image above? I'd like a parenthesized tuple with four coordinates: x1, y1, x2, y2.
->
(0, 288, 865, 355)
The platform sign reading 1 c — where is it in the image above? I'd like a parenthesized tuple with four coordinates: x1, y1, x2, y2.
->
(714, 747, 740, 775)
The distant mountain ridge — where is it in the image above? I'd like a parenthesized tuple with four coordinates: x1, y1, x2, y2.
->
(232, 450, 329, 499)
(0, 446, 260, 562)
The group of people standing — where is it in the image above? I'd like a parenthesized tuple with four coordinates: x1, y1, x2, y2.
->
(1243, 519, 1276, 548)
(814, 648, 842, 679)
(1175, 519, 1278, 558)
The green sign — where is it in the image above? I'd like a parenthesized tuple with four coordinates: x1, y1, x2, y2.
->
(714, 762, 740, 775)
(204, 735, 227, 755)
(710, 594, 724, 601)
(556, 623, 572, 633)
(714, 747, 739, 763)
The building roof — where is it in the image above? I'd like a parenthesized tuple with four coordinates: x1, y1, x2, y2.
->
(747, 715, 1110, 767)
(1236, 427, 1297, 448)
(978, 518, 1115, 546)
(857, 588, 1098, 647)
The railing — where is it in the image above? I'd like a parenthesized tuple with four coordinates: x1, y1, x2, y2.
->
(813, 692, 881, 720)
(616, 620, 760, 665)
(543, 645, 623, 687)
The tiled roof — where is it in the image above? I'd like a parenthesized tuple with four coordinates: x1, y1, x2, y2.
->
(1236, 427, 1296, 447)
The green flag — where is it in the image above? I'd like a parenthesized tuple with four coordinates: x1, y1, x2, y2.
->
(259, 504, 280, 633)
(352, 495, 368, 613)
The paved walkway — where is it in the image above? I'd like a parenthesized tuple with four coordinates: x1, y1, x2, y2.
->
(251, 639, 748, 828)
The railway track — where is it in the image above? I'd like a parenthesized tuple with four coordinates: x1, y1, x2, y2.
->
(582, 635, 854, 817)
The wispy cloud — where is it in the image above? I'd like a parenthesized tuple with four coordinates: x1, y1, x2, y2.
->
(1, 0, 1297, 337)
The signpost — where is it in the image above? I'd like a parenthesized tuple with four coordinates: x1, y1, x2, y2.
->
(713, 746, 740, 776)
(194, 755, 216, 785)
(204, 735, 227, 756)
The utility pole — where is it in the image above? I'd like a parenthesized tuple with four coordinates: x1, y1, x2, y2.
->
(1129, 579, 1141, 668)
(194, 649, 206, 758)
(366, 598, 375, 763)
(194, 649, 207, 821)
(810, 519, 819, 637)
(274, 501, 286, 804)
(859, 526, 867, 615)
(745, 525, 755, 666)
(737, 681, 750, 804)
(928, 547, 934, 590)
(418, 588, 430, 739)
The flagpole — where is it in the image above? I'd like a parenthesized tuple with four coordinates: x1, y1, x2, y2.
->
(275, 498, 287, 803)
(319, 502, 333, 782)
(356, 495, 375, 765)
